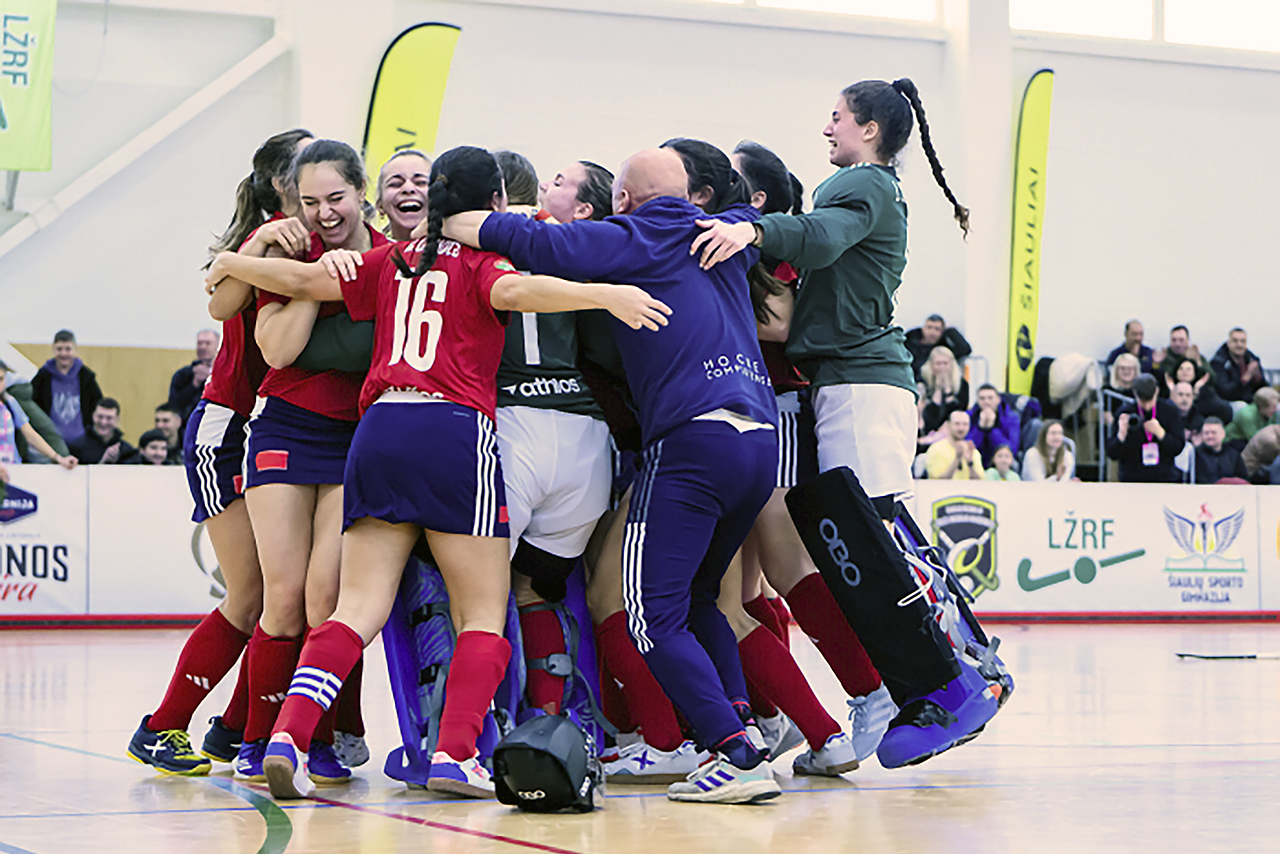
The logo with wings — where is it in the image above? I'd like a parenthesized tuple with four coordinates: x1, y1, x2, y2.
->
(1163, 504, 1246, 572)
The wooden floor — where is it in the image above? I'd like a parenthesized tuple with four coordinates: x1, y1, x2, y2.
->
(2, 623, 1278, 854)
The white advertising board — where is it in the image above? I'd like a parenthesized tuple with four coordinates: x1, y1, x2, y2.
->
(1251, 487, 1280, 612)
(0, 467, 89, 614)
(912, 481, 1266, 614)
(87, 468, 222, 614)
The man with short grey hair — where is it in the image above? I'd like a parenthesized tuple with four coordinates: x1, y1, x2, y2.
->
(168, 328, 221, 423)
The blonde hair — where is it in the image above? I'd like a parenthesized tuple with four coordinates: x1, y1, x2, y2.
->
(1109, 353, 1140, 388)
(920, 346, 962, 396)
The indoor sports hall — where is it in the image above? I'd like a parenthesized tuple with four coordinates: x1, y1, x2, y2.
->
(2, 2, 1278, 853)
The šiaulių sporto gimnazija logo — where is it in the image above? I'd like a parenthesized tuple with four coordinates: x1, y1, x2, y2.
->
(930, 496, 997, 598)
(1163, 504, 1246, 571)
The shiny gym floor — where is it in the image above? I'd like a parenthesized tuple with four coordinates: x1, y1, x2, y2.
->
(2, 622, 1277, 854)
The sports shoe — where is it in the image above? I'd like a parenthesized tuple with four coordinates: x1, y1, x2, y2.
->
(756, 712, 805, 760)
(128, 716, 211, 776)
(233, 738, 267, 782)
(263, 733, 315, 800)
(426, 751, 495, 798)
(307, 741, 352, 785)
(333, 731, 369, 768)
(846, 684, 897, 761)
(792, 732, 859, 777)
(667, 756, 781, 804)
(200, 715, 242, 763)
(876, 659, 1001, 769)
(605, 739, 706, 784)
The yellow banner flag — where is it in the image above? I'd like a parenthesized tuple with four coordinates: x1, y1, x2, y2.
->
(1007, 69, 1054, 395)
(0, 0, 56, 171)
(362, 23, 461, 224)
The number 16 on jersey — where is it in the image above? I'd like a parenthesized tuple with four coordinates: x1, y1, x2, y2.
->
(390, 271, 448, 371)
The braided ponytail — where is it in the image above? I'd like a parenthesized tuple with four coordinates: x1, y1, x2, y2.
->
(892, 78, 970, 236)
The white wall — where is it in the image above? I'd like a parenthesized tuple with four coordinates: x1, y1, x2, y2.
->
(3, 0, 1280, 374)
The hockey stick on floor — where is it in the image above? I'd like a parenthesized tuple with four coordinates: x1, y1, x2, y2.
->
(1176, 653, 1280, 660)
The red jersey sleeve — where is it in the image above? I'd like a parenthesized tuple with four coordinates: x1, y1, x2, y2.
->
(341, 243, 399, 321)
(471, 250, 519, 319)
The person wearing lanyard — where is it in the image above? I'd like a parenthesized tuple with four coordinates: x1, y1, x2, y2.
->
(1106, 373, 1186, 483)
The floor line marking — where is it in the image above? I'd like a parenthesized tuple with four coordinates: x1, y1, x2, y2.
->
(0, 842, 40, 854)
(310, 795, 588, 854)
(0, 732, 292, 854)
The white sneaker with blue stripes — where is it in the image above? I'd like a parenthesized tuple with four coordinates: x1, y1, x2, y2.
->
(667, 756, 781, 804)
(847, 683, 898, 761)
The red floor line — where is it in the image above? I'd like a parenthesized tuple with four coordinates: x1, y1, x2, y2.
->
(305, 794, 586, 854)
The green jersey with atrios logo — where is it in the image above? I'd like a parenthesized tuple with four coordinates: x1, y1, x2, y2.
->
(496, 311, 603, 419)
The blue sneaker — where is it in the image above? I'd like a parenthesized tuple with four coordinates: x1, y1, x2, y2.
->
(263, 733, 315, 800)
(876, 660, 1001, 769)
(427, 751, 495, 798)
(127, 716, 211, 776)
(233, 738, 267, 781)
(200, 715, 242, 763)
(307, 741, 351, 785)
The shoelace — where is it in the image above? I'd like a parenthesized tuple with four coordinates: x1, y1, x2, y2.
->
(158, 730, 197, 756)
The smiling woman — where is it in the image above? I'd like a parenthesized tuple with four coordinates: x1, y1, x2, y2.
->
(376, 149, 432, 241)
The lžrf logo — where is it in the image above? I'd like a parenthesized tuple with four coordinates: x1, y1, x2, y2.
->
(1163, 504, 1246, 572)
(930, 496, 998, 598)
(0, 484, 38, 525)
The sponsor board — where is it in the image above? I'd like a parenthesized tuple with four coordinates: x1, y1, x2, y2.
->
(913, 481, 1265, 613)
(0, 467, 88, 614)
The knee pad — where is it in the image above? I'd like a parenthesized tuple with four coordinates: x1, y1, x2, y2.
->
(512, 538, 577, 603)
(785, 467, 959, 704)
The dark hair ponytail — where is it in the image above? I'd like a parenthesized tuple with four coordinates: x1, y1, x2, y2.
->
(732, 141, 793, 215)
(575, 160, 615, 221)
(493, 150, 539, 207)
(660, 138, 749, 214)
(288, 139, 369, 207)
(891, 78, 969, 236)
(209, 128, 313, 257)
(788, 172, 805, 215)
(393, 146, 505, 278)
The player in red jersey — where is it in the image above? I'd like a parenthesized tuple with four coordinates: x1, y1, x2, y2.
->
(128, 128, 314, 776)
(204, 145, 669, 800)
(231, 141, 390, 785)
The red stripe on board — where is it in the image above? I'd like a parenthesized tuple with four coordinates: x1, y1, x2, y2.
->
(0, 614, 205, 630)
(307, 794, 585, 854)
(974, 611, 1280, 624)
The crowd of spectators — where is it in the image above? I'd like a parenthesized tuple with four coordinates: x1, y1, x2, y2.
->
(1, 328, 217, 472)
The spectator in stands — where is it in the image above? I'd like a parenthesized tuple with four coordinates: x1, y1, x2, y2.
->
(1105, 320, 1154, 373)
(1153, 325, 1209, 384)
(69, 399, 135, 465)
(168, 328, 220, 423)
(906, 314, 972, 380)
(31, 329, 103, 446)
(984, 444, 1020, 482)
(1194, 417, 1247, 483)
(1242, 425, 1280, 483)
(126, 429, 177, 466)
(0, 360, 78, 480)
(0, 359, 68, 460)
(1211, 328, 1266, 407)
(1164, 358, 1232, 427)
(1169, 381, 1204, 442)
(1022, 419, 1074, 482)
(917, 345, 968, 444)
(1106, 373, 1185, 483)
(1103, 352, 1140, 428)
(966, 383, 1020, 467)
(926, 410, 984, 480)
(1224, 386, 1279, 445)
(152, 403, 185, 464)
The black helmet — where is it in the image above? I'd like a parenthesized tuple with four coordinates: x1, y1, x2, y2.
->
(493, 714, 603, 813)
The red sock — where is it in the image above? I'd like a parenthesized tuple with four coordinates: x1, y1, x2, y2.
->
(148, 609, 250, 731)
(519, 605, 566, 714)
(746, 673, 779, 719)
(334, 656, 365, 737)
(273, 620, 364, 753)
(436, 631, 511, 762)
(597, 652, 633, 734)
(769, 596, 793, 630)
(244, 626, 303, 742)
(744, 593, 788, 649)
(786, 573, 882, 697)
(220, 659, 251, 732)
(594, 612, 683, 751)
(739, 625, 840, 749)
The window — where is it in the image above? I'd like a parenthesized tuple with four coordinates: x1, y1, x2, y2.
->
(757, 0, 936, 21)
(1010, 0, 1153, 40)
(1165, 0, 1280, 52)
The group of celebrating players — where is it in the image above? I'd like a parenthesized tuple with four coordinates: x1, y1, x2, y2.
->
(125, 75, 1010, 806)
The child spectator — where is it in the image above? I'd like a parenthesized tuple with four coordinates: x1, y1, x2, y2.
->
(126, 429, 176, 466)
(1225, 387, 1278, 445)
(984, 444, 1020, 482)
(31, 330, 103, 445)
(1, 360, 79, 481)
(1022, 420, 1074, 482)
(925, 410, 984, 480)
(966, 384, 1020, 467)
(68, 399, 136, 464)
(1194, 418, 1247, 483)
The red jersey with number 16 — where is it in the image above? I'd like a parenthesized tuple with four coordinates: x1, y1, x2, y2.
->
(340, 238, 513, 420)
